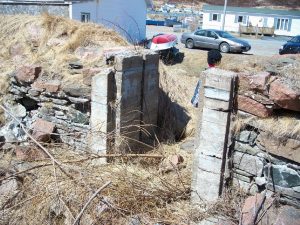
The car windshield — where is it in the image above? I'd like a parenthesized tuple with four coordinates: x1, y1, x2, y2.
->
(215, 31, 234, 38)
(289, 36, 300, 43)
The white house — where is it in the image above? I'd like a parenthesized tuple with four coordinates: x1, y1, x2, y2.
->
(202, 4, 300, 36)
(0, 0, 153, 43)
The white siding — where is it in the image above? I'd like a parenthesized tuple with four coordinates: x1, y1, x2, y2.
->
(274, 18, 300, 36)
(72, 0, 147, 43)
(203, 11, 300, 37)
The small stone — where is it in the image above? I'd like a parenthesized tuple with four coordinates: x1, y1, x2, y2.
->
(52, 99, 68, 105)
(68, 96, 89, 104)
(69, 61, 83, 69)
(32, 118, 55, 142)
(255, 177, 267, 186)
(63, 85, 91, 98)
(28, 89, 41, 97)
(15, 65, 41, 84)
(68, 108, 89, 124)
(31, 80, 61, 93)
(236, 130, 258, 144)
(10, 103, 27, 118)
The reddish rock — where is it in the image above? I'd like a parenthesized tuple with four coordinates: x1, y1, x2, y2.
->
(274, 206, 300, 225)
(160, 154, 185, 173)
(32, 80, 61, 93)
(32, 119, 55, 142)
(241, 193, 265, 225)
(15, 65, 41, 84)
(237, 95, 273, 118)
(170, 154, 184, 165)
(269, 79, 300, 112)
(239, 72, 270, 94)
(15, 146, 48, 161)
(82, 67, 102, 86)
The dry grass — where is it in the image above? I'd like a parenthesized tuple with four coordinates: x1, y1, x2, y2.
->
(0, 14, 128, 85)
(232, 112, 300, 139)
(0, 142, 241, 225)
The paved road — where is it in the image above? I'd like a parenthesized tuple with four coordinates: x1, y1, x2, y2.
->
(146, 25, 286, 56)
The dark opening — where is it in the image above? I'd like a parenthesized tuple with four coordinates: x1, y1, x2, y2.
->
(17, 97, 38, 111)
(74, 101, 91, 114)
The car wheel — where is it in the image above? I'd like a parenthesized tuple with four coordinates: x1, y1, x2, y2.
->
(219, 42, 230, 53)
(186, 39, 194, 49)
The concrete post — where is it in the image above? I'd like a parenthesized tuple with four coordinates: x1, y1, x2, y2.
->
(141, 52, 160, 144)
(191, 68, 236, 203)
(114, 54, 144, 153)
(90, 69, 115, 160)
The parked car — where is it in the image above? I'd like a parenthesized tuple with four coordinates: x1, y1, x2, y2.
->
(279, 35, 300, 55)
(181, 29, 251, 53)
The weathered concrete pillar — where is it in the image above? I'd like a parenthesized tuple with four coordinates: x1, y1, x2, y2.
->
(191, 68, 237, 203)
(114, 53, 144, 153)
(90, 69, 115, 159)
(141, 52, 160, 144)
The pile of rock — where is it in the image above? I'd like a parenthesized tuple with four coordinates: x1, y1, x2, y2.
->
(237, 70, 300, 117)
(232, 128, 300, 208)
(1, 64, 91, 149)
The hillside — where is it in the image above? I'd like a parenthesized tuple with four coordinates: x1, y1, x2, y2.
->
(154, 0, 300, 9)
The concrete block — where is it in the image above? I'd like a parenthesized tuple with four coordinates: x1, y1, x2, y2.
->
(204, 98, 230, 111)
(90, 71, 113, 158)
(192, 167, 221, 203)
(143, 51, 159, 66)
(204, 87, 231, 101)
(202, 108, 229, 126)
(204, 69, 236, 91)
(114, 54, 144, 71)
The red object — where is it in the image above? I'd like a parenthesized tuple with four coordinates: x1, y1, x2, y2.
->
(152, 34, 177, 44)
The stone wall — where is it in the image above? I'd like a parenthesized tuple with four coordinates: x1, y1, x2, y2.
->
(231, 67, 300, 208)
(232, 125, 300, 208)
(0, 3, 69, 17)
(0, 50, 160, 155)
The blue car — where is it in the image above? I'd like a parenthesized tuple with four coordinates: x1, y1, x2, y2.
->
(279, 35, 300, 55)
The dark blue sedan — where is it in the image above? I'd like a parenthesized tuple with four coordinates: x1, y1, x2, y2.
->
(279, 35, 300, 55)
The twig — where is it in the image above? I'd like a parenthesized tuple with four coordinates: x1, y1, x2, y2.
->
(255, 197, 275, 225)
(72, 181, 112, 225)
(0, 105, 63, 167)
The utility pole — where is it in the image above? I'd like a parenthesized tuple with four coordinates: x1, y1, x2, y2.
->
(221, 0, 228, 31)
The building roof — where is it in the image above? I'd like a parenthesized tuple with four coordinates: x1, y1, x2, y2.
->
(202, 4, 300, 18)
(0, 0, 153, 7)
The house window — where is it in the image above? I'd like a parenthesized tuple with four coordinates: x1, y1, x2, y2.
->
(209, 13, 221, 22)
(238, 16, 243, 23)
(276, 18, 290, 31)
(81, 13, 90, 23)
(235, 15, 247, 24)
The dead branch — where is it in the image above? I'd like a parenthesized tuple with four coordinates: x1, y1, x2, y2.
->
(0, 105, 63, 167)
(72, 181, 112, 225)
